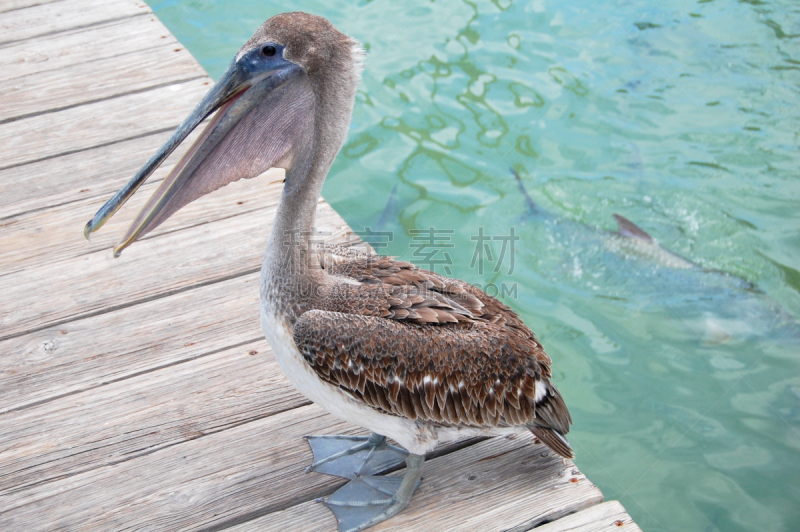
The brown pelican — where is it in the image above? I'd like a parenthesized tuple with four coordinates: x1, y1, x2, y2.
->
(84, 12, 572, 531)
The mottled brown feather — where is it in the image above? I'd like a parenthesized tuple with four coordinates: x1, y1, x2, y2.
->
(292, 245, 573, 458)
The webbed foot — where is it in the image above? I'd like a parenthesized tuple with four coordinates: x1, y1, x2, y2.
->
(321, 454, 425, 532)
(304, 433, 408, 479)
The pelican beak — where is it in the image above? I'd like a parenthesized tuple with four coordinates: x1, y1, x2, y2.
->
(83, 43, 311, 257)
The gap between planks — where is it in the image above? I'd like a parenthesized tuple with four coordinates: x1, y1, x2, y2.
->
(226, 432, 601, 532)
(0, 0, 149, 46)
(0, 334, 481, 505)
(0, 401, 600, 531)
(0, 77, 213, 170)
(0, 130, 199, 220)
(0, 15, 181, 82)
(0, 0, 61, 15)
(0, 16, 205, 123)
(0, 195, 367, 413)
(0, 168, 284, 276)
(0, 270, 264, 413)
(0, 194, 364, 342)
(0, 338, 308, 495)
(533, 501, 642, 532)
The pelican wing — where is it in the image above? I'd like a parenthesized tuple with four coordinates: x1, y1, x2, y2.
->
(317, 244, 485, 324)
(294, 247, 573, 457)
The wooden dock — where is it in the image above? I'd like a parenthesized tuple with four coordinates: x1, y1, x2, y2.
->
(0, 1, 640, 530)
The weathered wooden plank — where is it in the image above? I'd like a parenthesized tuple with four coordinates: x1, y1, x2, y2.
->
(0, 0, 147, 45)
(0, 338, 310, 495)
(0, 402, 595, 531)
(0, 0, 61, 14)
(0, 405, 361, 530)
(0, 168, 284, 276)
(0, 77, 210, 169)
(0, 128, 200, 219)
(0, 15, 179, 82)
(0, 42, 206, 122)
(534, 501, 641, 532)
(0, 187, 358, 339)
(0, 196, 366, 410)
(230, 433, 601, 532)
(0, 271, 260, 413)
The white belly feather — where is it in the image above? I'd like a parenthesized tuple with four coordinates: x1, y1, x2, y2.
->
(260, 306, 520, 455)
(260, 307, 435, 454)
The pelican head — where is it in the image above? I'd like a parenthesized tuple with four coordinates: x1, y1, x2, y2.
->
(84, 12, 363, 257)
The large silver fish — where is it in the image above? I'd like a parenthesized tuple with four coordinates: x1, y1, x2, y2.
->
(509, 170, 800, 345)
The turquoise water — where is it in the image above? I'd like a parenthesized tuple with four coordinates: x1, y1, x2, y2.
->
(147, 1, 800, 530)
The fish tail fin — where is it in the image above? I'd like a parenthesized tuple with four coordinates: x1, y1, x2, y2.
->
(511, 168, 538, 213)
(613, 213, 653, 242)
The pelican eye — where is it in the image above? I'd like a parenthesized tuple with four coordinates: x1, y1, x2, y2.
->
(261, 45, 277, 57)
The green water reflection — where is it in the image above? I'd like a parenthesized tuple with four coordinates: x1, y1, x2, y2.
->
(147, 1, 800, 530)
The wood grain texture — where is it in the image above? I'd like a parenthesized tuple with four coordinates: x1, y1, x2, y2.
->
(0, 191, 358, 340)
(0, 168, 284, 276)
(534, 501, 642, 532)
(0, 403, 596, 531)
(0, 0, 60, 14)
(0, 77, 211, 169)
(0, 42, 205, 122)
(0, 197, 367, 411)
(0, 0, 147, 45)
(0, 15, 179, 82)
(229, 433, 602, 532)
(0, 129, 197, 218)
(0, 272, 260, 413)
(0, 405, 364, 531)
(0, 338, 309, 495)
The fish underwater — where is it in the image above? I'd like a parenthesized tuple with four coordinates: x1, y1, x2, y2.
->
(365, 171, 798, 345)
(509, 170, 800, 345)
